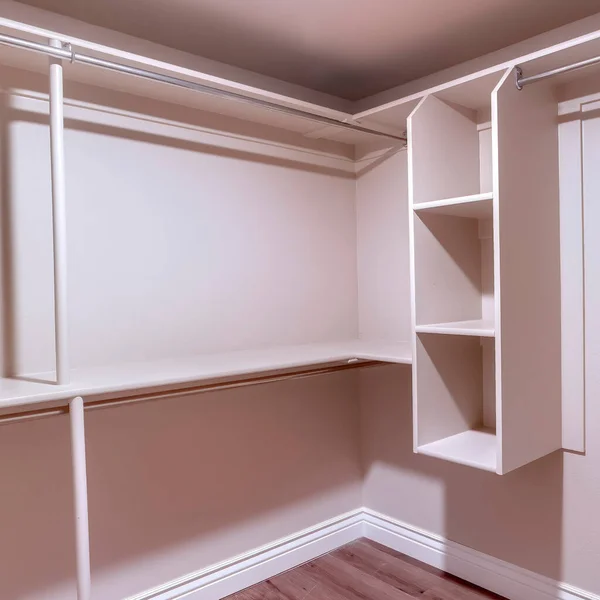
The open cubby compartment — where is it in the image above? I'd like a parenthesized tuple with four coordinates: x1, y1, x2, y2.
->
(408, 73, 504, 212)
(415, 333, 497, 472)
(413, 210, 494, 337)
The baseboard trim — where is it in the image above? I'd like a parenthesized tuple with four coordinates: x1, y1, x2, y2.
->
(126, 509, 364, 600)
(363, 508, 598, 600)
(127, 508, 599, 600)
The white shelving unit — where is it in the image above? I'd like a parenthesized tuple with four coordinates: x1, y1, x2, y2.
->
(408, 69, 563, 474)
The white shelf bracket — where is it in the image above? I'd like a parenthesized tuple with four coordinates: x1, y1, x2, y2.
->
(69, 396, 92, 600)
(48, 38, 70, 384)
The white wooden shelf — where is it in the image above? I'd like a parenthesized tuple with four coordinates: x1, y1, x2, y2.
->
(417, 428, 497, 472)
(0, 340, 412, 412)
(413, 193, 493, 219)
(416, 319, 495, 337)
(409, 69, 562, 475)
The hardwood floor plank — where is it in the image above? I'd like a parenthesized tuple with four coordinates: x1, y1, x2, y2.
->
(226, 538, 507, 600)
(269, 567, 320, 599)
(362, 538, 447, 578)
(303, 582, 358, 600)
(231, 580, 290, 600)
(352, 539, 440, 595)
(301, 553, 415, 600)
(360, 538, 505, 598)
(227, 569, 319, 600)
(423, 582, 506, 600)
(330, 540, 387, 574)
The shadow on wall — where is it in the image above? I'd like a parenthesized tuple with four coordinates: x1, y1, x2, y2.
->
(0, 68, 362, 599)
(0, 65, 358, 377)
(0, 371, 362, 599)
(359, 364, 564, 587)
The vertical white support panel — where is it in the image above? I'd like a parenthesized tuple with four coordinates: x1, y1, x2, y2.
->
(49, 38, 69, 384)
(407, 96, 426, 452)
(69, 396, 91, 600)
(558, 115, 585, 453)
(493, 70, 562, 474)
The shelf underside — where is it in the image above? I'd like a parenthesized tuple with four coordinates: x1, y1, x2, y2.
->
(417, 427, 497, 472)
(0, 340, 411, 412)
(413, 193, 493, 219)
(416, 319, 495, 337)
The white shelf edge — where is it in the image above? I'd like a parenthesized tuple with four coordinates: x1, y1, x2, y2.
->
(417, 428, 497, 473)
(416, 320, 495, 338)
(413, 192, 493, 211)
(0, 340, 412, 412)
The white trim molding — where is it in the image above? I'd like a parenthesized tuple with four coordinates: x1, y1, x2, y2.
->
(127, 508, 599, 600)
(363, 509, 598, 600)
(126, 509, 364, 600)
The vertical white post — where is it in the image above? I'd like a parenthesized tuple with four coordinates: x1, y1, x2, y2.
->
(49, 38, 69, 384)
(69, 396, 91, 600)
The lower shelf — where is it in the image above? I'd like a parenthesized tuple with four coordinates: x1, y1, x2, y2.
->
(417, 428, 497, 472)
(0, 339, 412, 412)
(416, 319, 495, 337)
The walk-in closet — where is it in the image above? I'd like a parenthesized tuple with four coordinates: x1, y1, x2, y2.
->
(0, 2, 599, 599)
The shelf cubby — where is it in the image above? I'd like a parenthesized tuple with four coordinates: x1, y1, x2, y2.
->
(409, 94, 493, 206)
(413, 211, 494, 328)
(415, 334, 497, 472)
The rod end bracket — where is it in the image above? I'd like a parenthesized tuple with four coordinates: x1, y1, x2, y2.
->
(515, 66, 524, 90)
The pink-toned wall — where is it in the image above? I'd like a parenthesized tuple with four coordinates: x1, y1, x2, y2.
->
(0, 68, 361, 599)
(358, 100, 600, 596)
(1, 372, 362, 599)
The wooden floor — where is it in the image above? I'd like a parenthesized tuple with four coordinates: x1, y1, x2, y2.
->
(225, 538, 507, 600)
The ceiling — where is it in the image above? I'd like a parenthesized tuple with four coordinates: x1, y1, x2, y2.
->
(15, 0, 600, 101)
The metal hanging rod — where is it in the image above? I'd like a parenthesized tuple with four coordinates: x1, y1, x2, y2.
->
(0, 359, 380, 426)
(516, 53, 600, 89)
(0, 31, 406, 142)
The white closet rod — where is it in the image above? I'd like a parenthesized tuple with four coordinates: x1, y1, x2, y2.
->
(49, 38, 69, 385)
(0, 359, 379, 426)
(0, 31, 406, 142)
(69, 396, 91, 600)
(516, 53, 600, 88)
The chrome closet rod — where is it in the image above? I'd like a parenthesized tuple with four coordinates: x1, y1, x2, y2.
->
(0, 360, 380, 426)
(0, 31, 406, 142)
(516, 53, 600, 89)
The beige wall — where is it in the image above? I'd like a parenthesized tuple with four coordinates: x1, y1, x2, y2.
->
(0, 67, 362, 600)
(359, 101, 600, 596)
(0, 68, 358, 377)
(1, 371, 362, 599)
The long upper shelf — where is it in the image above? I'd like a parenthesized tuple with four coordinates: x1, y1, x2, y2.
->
(0, 340, 412, 412)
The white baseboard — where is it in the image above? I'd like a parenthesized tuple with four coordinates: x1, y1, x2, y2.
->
(126, 509, 364, 600)
(363, 508, 599, 600)
(127, 508, 599, 600)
